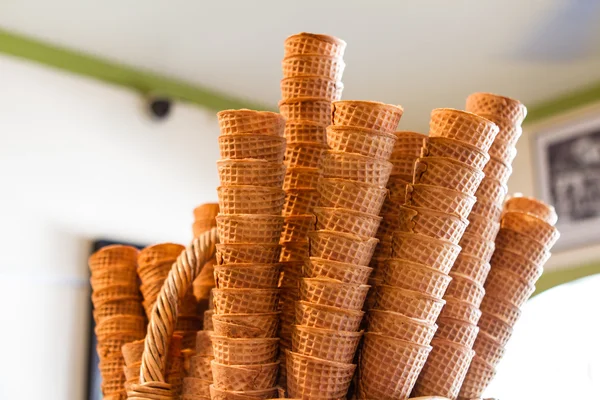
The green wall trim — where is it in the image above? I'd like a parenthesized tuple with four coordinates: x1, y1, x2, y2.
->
(525, 82, 600, 124)
(0, 28, 270, 112)
(533, 262, 600, 297)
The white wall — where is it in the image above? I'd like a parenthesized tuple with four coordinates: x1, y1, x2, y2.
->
(0, 54, 220, 400)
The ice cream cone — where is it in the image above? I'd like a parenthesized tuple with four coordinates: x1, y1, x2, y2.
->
(210, 360, 279, 391)
(392, 131, 428, 156)
(282, 189, 320, 216)
(280, 215, 316, 243)
(479, 116, 523, 146)
(326, 126, 397, 159)
(89, 245, 139, 274)
(295, 300, 364, 331)
(500, 211, 560, 248)
(282, 55, 345, 81)
(395, 205, 469, 245)
(451, 254, 491, 286)
(477, 313, 513, 346)
(215, 244, 281, 265)
(389, 156, 418, 177)
(283, 167, 321, 190)
(479, 295, 521, 327)
(366, 309, 437, 345)
(392, 232, 461, 274)
(195, 331, 214, 357)
(489, 138, 517, 165)
(279, 241, 309, 262)
(382, 259, 452, 298)
(429, 108, 499, 152)
(435, 317, 479, 348)
(358, 333, 432, 400)
(121, 339, 145, 367)
(472, 331, 505, 367)
(444, 273, 486, 308)
(95, 315, 146, 337)
(212, 288, 280, 314)
(208, 384, 278, 400)
(91, 284, 141, 307)
(90, 268, 139, 290)
(278, 98, 332, 125)
(213, 264, 281, 289)
(387, 175, 412, 198)
(284, 142, 327, 168)
(463, 213, 500, 243)
(217, 109, 285, 136)
(459, 233, 495, 262)
(422, 137, 490, 170)
(490, 247, 543, 283)
(470, 198, 503, 222)
(217, 186, 285, 215)
(216, 214, 284, 245)
(475, 177, 508, 205)
(313, 207, 381, 238)
(458, 355, 496, 399)
(284, 33, 347, 58)
(308, 230, 378, 265)
(217, 160, 286, 188)
(317, 178, 388, 214)
(405, 184, 476, 220)
(305, 257, 372, 284)
(291, 325, 362, 363)
(482, 158, 512, 184)
(331, 100, 404, 133)
(93, 299, 144, 321)
(299, 277, 370, 311)
(212, 313, 280, 339)
(181, 377, 211, 397)
(218, 135, 286, 163)
(438, 298, 482, 326)
(286, 350, 355, 400)
(280, 76, 343, 101)
(321, 151, 393, 186)
(484, 267, 536, 308)
(374, 285, 445, 323)
(188, 355, 214, 380)
(412, 338, 475, 400)
(413, 157, 485, 196)
(211, 336, 279, 365)
(193, 203, 220, 223)
(465, 92, 527, 126)
(503, 194, 558, 225)
(494, 228, 551, 265)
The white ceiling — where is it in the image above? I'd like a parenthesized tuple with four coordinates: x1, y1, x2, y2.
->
(2, 0, 600, 131)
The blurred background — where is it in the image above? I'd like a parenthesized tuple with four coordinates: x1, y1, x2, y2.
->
(0, 1, 599, 399)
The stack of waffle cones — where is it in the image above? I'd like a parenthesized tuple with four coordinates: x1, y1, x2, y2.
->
(412, 96, 523, 399)
(277, 32, 347, 388)
(458, 195, 559, 399)
(359, 108, 499, 400)
(210, 109, 287, 399)
(192, 203, 220, 308)
(285, 100, 404, 400)
(89, 245, 146, 400)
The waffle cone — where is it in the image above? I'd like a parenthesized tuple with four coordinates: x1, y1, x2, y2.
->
(217, 109, 285, 136)
(299, 277, 370, 311)
(392, 131, 428, 156)
(483, 157, 513, 184)
(478, 114, 523, 145)
(374, 285, 445, 323)
(291, 325, 362, 363)
(89, 245, 139, 274)
(286, 350, 355, 400)
(484, 267, 536, 308)
(466, 92, 527, 126)
(501, 211, 560, 248)
(90, 268, 139, 290)
(295, 300, 364, 331)
(212, 312, 280, 339)
(188, 355, 214, 380)
(121, 339, 145, 367)
(195, 331, 214, 356)
(283, 167, 320, 190)
(280, 215, 316, 243)
(282, 54, 345, 80)
(284, 32, 347, 58)
(358, 333, 432, 400)
(97, 331, 146, 358)
(422, 137, 490, 170)
(123, 362, 141, 381)
(217, 160, 286, 187)
(305, 257, 372, 284)
(321, 151, 393, 186)
(216, 214, 284, 245)
(318, 178, 388, 214)
(214, 264, 281, 289)
(479, 296, 521, 328)
(217, 186, 285, 215)
(405, 184, 477, 219)
(429, 108, 499, 152)
(387, 175, 412, 198)
(458, 356, 496, 399)
(278, 97, 332, 125)
(366, 309, 437, 345)
(471, 198, 503, 222)
(181, 377, 211, 397)
(216, 244, 281, 265)
(504, 194, 558, 225)
(413, 157, 485, 196)
(92, 298, 144, 323)
(495, 228, 551, 265)
(95, 315, 146, 337)
(389, 156, 418, 177)
(326, 126, 398, 159)
(464, 213, 500, 242)
(435, 317, 480, 348)
(280, 76, 343, 101)
(313, 207, 381, 237)
(284, 142, 327, 168)
(212, 288, 279, 314)
(459, 233, 495, 262)
(391, 232, 461, 274)
(472, 331, 505, 368)
(382, 259, 452, 298)
(331, 100, 404, 133)
(218, 135, 286, 163)
(412, 338, 475, 400)
(208, 384, 278, 400)
(396, 205, 469, 244)
(279, 260, 303, 285)
(193, 203, 220, 224)
(308, 230, 378, 265)
(279, 241, 309, 262)
(475, 177, 508, 204)
(477, 313, 513, 346)
(489, 138, 517, 165)
(444, 273, 486, 308)
(91, 285, 141, 307)
(282, 189, 320, 216)
(438, 298, 482, 326)
(490, 247, 543, 283)
(210, 360, 279, 391)
(452, 254, 491, 286)
(284, 120, 327, 143)
(211, 336, 279, 365)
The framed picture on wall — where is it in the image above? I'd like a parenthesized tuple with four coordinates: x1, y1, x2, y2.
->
(535, 111, 600, 250)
